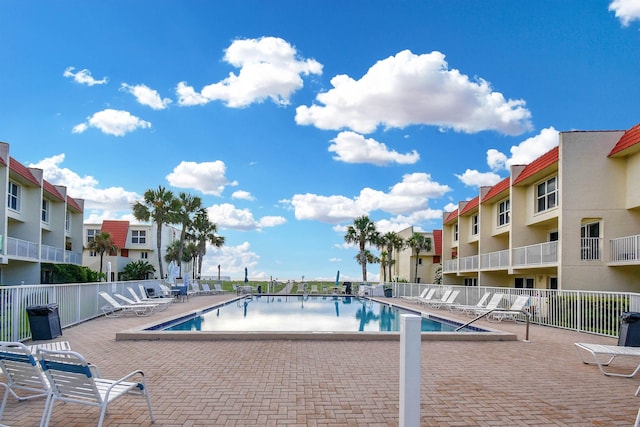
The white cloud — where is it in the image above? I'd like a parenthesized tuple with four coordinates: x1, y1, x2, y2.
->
(177, 36, 322, 108)
(455, 169, 503, 187)
(201, 241, 262, 279)
(610, 0, 640, 26)
(487, 126, 559, 171)
(63, 67, 108, 86)
(206, 203, 286, 231)
(120, 83, 172, 110)
(166, 160, 238, 196)
(232, 190, 255, 201)
(72, 109, 151, 136)
(295, 49, 532, 135)
(290, 172, 450, 223)
(29, 154, 140, 215)
(444, 202, 458, 212)
(328, 131, 420, 165)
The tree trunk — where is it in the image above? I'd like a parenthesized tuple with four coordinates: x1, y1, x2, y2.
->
(156, 222, 164, 279)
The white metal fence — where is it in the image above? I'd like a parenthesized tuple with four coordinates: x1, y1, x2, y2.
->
(2, 280, 638, 341)
(0, 279, 162, 342)
(391, 282, 640, 337)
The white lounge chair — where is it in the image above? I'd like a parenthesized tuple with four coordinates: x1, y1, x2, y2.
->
(575, 342, 640, 378)
(200, 283, 214, 294)
(403, 288, 430, 302)
(472, 293, 505, 317)
(128, 287, 172, 311)
(487, 295, 530, 322)
(310, 284, 319, 294)
(98, 292, 156, 317)
(37, 347, 155, 427)
(423, 289, 452, 307)
(451, 291, 491, 314)
(430, 290, 461, 309)
(214, 283, 225, 293)
(0, 342, 51, 425)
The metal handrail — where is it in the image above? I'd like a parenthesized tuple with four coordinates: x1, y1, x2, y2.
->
(455, 308, 531, 342)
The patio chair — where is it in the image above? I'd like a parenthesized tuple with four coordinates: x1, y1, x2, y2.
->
(158, 284, 173, 298)
(200, 283, 214, 294)
(450, 291, 491, 314)
(128, 287, 172, 311)
(429, 290, 461, 309)
(407, 288, 436, 304)
(486, 295, 530, 322)
(472, 293, 505, 317)
(0, 342, 51, 425)
(574, 342, 640, 378)
(190, 282, 202, 296)
(422, 289, 452, 307)
(37, 348, 155, 427)
(115, 293, 162, 313)
(310, 284, 319, 294)
(98, 292, 156, 317)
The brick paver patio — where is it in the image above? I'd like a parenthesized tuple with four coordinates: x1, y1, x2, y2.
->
(2, 293, 639, 426)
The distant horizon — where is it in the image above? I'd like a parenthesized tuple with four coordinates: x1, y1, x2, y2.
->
(2, 1, 639, 283)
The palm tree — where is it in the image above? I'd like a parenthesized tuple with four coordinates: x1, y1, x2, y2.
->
(344, 215, 378, 282)
(406, 232, 432, 283)
(176, 192, 202, 271)
(132, 186, 180, 280)
(87, 231, 118, 280)
(189, 209, 225, 278)
(122, 260, 156, 280)
(384, 231, 405, 282)
(379, 251, 390, 282)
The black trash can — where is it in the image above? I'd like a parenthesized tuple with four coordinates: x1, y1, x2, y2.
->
(618, 312, 640, 346)
(26, 303, 62, 341)
(257, 285, 262, 293)
(384, 287, 393, 298)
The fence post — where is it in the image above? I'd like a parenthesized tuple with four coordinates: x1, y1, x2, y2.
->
(400, 314, 421, 427)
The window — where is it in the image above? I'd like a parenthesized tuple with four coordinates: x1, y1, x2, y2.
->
(433, 256, 440, 263)
(515, 277, 534, 288)
(453, 224, 459, 241)
(86, 229, 99, 244)
(498, 199, 510, 226)
(464, 278, 477, 287)
(418, 258, 422, 265)
(132, 230, 146, 244)
(141, 252, 148, 259)
(120, 249, 129, 257)
(89, 250, 97, 257)
(471, 215, 479, 235)
(42, 199, 49, 223)
(7, 181, 20, 211)
(65, 211, 70, 232)
(536, 177, 558, 213)
(581, 221, 600, 260)
(549, 231, 558, 241)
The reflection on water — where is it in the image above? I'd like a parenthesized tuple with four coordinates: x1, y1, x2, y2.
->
(165, 295, 463, 333)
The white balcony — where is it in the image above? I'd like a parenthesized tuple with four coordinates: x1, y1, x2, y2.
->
(443, 259, 458, 273)
(6, 236, 39, 260)
(459, 255, 479, 272)
(512, 241, 558, 267)
(610, 235, 640, 264)
(41, 244, 65, 262)
(480, 249, 510, 270)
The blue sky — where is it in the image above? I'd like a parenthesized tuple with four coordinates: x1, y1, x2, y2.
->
(1, 1, 640, 283)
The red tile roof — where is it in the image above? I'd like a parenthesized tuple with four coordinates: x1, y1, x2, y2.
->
(609, 122, 640, 157)
(443, 209, 458, 225)
(43, 181, 65, 202)
(512, 146, 559, 185)
(101, 220, 129, 248)
(432, 229, 442, 256)
(459, 196, 479, 215)
(482, 177, 510, 203)
(9, 157, 40, 187)
(67, 196, 83, 213)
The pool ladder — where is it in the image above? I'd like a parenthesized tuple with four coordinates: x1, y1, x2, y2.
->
(454, 308, 531, 342)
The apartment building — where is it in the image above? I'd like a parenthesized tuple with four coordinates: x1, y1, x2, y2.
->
(442, 124, 640, 292)
(0, 142, 84, 285)
(83, 220, 181, 281)
(388, 227, 442, 284)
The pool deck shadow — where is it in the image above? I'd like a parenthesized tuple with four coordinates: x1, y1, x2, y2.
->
(2, 292, 638, 426)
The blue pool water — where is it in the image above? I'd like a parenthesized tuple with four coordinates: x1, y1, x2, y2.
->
(151, 295, 484, 333)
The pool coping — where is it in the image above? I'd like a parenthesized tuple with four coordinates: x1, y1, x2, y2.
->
(115, 295, 518, 342)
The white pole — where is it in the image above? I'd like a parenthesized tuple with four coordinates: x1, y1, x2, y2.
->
(399, 314, 421, 427)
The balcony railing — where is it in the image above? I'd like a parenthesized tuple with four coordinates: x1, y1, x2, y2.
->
(6, 236, 39, 260)
(512, 241, 558, 267)
(443, 259, 457, 273)
(65, 250, 83, 265)
(480, 249, 510, 270)
(610, 235, 640, 263)
(41, 244, 64, 263)
(459, 255, 479, 272)
(581, 237, 601, 261)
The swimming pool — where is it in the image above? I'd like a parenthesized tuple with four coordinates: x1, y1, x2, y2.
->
(148, 295, 484, 333)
